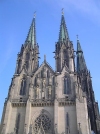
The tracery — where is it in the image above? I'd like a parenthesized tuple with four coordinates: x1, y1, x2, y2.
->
(33, 114, 51, 134)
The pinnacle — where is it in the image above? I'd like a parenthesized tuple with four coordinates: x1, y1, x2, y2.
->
(77, 39, 87, 73)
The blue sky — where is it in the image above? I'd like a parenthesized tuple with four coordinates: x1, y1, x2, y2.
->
(0, 0, 100, 120)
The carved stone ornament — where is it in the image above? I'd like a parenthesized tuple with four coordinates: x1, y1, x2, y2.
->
(55, 82, 58, 87)
(29, 83, 33, 88)
(43, 79, 46, 88)
(33, 114, 51, 134)
(41, 109, 45, 114)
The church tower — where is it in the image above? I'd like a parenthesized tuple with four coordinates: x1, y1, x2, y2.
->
(0, 12, 100, 134)
(55, 12, 75, 73)
(76, 39, 100, 134)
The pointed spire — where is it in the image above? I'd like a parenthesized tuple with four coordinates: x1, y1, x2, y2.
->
(77, 38, 87, 73)
(25, 12, 36, 48)
(59, 9, 69, 42)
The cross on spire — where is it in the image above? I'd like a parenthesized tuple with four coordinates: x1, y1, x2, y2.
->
(77, 35, 79, 40)
(62, 8, 64, 15)
(34, 11, 36, 18)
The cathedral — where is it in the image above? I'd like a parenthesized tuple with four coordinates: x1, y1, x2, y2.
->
(0, 12, 100, 134)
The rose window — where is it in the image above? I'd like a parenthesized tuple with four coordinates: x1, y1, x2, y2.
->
(33, 114, 51, 133)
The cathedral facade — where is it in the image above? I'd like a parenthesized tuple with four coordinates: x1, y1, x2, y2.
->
(0, 13, 100, 134)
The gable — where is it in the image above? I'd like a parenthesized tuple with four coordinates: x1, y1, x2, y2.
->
(32, 62, 55, 78)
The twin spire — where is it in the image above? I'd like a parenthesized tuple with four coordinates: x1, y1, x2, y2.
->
(59, 10, 69, 42)
(25, 13, 36, 48)
(24, 11, 87, 73)
(25, 10, 69, 48)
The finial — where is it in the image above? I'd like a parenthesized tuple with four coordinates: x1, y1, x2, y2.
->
(77, 35, 79, 40)
(44, 55, 46, 62)
(62, 8, 64, 15)
(34, 11, 36, 18)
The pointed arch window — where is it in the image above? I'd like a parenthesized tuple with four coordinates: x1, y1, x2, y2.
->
(66, 112, 70, 133)
(15, 113, 20, 134)
(63, 76, 71, 94)
(17, 59, 22, 73)
(41, 70, 43, 78)
(26, 52, 30, 61)
(41, 67, 46, 78)
(26, 61, 29, 70)
(47, 70, 50, 78)
(20, 79, 26, 95)
(63, 50, 66, 60)
(34, 77, 37, 87)
(66, 112, 69, 127)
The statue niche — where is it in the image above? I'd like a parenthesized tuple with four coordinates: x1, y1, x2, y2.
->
(34, 77, 43, 99)
(48, 86, 52, 99)
(36, 86, 39, 99)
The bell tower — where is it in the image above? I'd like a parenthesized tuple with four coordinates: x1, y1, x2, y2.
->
(15, 14, 39, 76)
(0, 14, 40, 134)
(54, 11, 75, 73)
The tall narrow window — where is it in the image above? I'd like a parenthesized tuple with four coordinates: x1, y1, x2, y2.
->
(17, 60, 22, 73)
(52, 77, 55, 85)
(64, 76, 71, 94)
(34, 77, 37, 86)
(41, 70, 43, 78)
(20, 79, 26, 95)
(47, 70, 50, 78)
(26, 53, 30, 61)
(15, 113, 20, 134)
(63, 50, 66, 60)
(64, 78, 67, 94)
(66, 112, 70, 133)
(66, 112, 69, 127)
(26, 61, 29, 70)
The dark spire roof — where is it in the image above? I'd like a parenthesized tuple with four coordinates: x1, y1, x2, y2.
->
(25, 14, 36, 48)
(58, 13, 69, 42)
(77, 39, 87, 73)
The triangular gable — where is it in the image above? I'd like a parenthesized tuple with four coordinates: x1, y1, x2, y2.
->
(19, 64, 28, 75)
(61, 64, 70, 75)
(32, 61, 55, 77)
